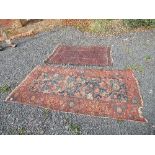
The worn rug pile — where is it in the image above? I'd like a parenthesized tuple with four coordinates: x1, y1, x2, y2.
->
(44, 45, 113, 66)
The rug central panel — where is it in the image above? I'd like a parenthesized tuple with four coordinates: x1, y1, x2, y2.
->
(30, 72, 128, 102)
(44, 45, 112, 66)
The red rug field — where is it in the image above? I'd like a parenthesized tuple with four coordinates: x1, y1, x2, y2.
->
(44, 45, 113, 66)
(5, 65, 146, 122)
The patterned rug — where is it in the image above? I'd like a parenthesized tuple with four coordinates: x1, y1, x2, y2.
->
(44, 45, 113, 66)
(5, 65, 146, 122)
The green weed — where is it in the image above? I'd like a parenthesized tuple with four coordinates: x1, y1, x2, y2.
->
(0, 84, 11, 93)
(125, 64, 144, 73)
(89, 19, 112, 33)
(43, 108, 50, 118)
(144, 55, 152, 62)
(18, 127, 27, 135)
(69, 123, 81, 135)
(123, 19, 155, 28)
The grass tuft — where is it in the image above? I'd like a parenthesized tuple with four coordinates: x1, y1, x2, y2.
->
(123, 19, 155, 28)
(125, 64, 144, 73)
(0, 84, 11, 93)
(43, 108, 50, 118)
(144, 55, 152, 62)
(69, 123, 81, 135)
(18, 127, 27, 135)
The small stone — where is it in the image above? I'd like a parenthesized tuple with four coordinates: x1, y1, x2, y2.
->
(149, 89, 153, 94)
(123, 38, 128, 41)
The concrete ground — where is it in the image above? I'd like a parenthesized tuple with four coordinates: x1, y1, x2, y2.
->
(0, 27, 155, 135)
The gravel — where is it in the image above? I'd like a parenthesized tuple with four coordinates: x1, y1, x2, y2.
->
(0, 27, 155, 135)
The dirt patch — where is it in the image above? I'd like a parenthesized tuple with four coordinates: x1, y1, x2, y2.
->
(0, 20, 63, 42)
(0, 19, 154, 42)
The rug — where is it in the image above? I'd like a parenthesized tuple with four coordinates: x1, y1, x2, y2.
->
(44, 45, 113, 66)
(5, 65, 146, 122)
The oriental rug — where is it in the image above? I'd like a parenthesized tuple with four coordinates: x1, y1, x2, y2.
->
(44, 45, 113, 66)
(5, 65, 146, 122)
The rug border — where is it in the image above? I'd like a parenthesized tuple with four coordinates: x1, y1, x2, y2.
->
(130, 71, 148, 122)
(5, 65, 41, 103)
(4, 98, 148, 123)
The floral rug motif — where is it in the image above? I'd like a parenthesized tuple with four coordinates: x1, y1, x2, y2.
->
(44, 45, 112, 66)
(5, 65, 147, 122)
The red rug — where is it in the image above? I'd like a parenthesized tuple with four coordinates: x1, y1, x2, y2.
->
(44, 45, 113, 66)
(5, 65, 146, 122)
